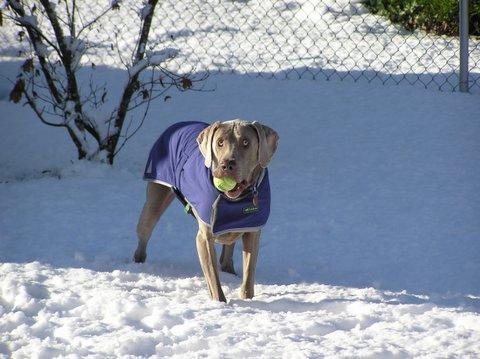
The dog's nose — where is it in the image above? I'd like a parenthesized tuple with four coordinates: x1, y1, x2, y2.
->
(221, 159, 236, 172)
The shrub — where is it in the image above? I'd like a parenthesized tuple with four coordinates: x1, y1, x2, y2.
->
(365, 0, 480, 36)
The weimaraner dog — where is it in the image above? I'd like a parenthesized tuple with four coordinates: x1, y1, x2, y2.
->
(134, 120, 278, 302)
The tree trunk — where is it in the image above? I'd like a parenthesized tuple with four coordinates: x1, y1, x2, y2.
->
(106, 0, 159, 164)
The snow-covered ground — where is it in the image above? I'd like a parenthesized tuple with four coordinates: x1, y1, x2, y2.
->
(1, 71, 480, 356)
(2, 262, 479, 358)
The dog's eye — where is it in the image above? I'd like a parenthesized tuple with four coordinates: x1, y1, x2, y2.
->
(217, 139, 224, 147)
(243, 139, 249, 147)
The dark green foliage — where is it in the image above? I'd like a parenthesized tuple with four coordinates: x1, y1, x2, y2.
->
(365, 0, 480, 36)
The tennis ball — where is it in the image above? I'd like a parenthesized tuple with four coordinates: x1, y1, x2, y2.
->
(213, 176, 237, 192)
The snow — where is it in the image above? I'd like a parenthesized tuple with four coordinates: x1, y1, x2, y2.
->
(0, 71, 479, 356)
(1, 0, 480, 356)
(140, 4, 152, 20)
(17, 15, 38, 28)
(129, 48, 179, 77)
(148, 49, 179, 66)
(34, 42, 49, 58)
(64, 100, 76, 113)
(66, 37, 86, 70)
(1, 262, 479, 357)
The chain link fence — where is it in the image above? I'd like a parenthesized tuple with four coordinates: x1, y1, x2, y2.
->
(1, 0, 479, 93)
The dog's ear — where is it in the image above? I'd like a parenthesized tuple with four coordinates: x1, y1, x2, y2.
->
(197, 121, 221, 168)
(251, 122, 279, 168)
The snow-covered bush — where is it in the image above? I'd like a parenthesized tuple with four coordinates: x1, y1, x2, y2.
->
(3, 0, 203, 164)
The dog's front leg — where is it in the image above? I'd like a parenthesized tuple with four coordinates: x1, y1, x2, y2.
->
(196, 224, 226, 302)
(240, 231, 260, 299)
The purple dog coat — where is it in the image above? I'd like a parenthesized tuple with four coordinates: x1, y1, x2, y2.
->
(143, 121, 271, 236)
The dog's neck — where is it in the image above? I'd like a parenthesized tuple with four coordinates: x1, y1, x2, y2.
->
(247, 165, 264, 189)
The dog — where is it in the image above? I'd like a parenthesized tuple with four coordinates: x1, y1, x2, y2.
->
(134, 120, 278, 302)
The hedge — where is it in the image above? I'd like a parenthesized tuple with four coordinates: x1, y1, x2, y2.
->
(364, 0, 480, 36)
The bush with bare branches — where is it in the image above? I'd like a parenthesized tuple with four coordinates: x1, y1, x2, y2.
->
(3, 0, 205, 164)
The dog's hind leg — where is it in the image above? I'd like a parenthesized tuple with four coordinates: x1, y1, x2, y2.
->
(134, 182, 174, 263)
(220, 243, 236, 275)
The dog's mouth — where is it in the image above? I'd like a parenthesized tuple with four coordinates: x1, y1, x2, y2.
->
(224, 180, 248, 199)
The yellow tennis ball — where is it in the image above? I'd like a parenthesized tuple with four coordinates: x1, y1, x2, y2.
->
(213, 176, 237, 192)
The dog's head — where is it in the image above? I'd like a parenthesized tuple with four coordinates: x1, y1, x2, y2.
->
(197, 120, 279, 199)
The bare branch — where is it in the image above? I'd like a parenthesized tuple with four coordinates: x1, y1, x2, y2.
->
(65, 126, 87, 159)
(114, 31, 128, 69)
(5, 0, 206, 164)
(62, 0, 75, 37)
(23, 90, 65, 128)
(76, 4, 113, 38)
(38, 0, 72, 63)
(7, 14, 62, 56)
(114, 70, 156, 156)
(74, 1, 86, 30)
(71, 0, 76, 37)
(38, 0, 101, 144)
(107, 0, 159, 164)
(126, 83, 173, 112)
(7, 2, 63, 104)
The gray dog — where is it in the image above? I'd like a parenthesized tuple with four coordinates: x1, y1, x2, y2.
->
(134, 120, 278, 301)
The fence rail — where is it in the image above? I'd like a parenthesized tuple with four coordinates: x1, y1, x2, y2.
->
(1, 0, 479, 93)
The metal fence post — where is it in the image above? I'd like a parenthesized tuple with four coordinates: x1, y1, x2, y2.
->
(459, 0, 469, 92)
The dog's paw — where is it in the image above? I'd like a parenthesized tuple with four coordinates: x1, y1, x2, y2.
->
(133, 249, 147, 263)
(214, 291, 227, 303)
(220, 261, 236, 275)
(239, 286, 254, 300)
